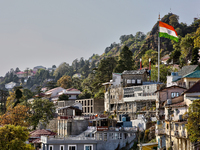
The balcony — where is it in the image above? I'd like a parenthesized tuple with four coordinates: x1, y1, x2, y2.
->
(174, 130, 179, 137)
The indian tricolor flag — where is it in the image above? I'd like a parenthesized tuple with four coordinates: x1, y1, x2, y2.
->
(159, 21, 178, 42)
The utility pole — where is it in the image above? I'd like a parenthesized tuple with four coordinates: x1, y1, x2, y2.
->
(158, 14, 161, 82)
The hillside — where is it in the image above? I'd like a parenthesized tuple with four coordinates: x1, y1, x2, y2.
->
(0, 13, 200, 92)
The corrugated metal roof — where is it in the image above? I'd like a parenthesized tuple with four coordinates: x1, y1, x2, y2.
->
(177, 65, 199, 76)
(183, 70, 200, 78)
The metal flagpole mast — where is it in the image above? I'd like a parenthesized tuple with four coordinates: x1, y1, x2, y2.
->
(158, 14, 160, 82)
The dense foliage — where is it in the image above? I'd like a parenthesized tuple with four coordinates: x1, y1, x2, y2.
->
(0, 13, 199, 98)
(186, 99, 200, 143)
(0, 125, 34, 150)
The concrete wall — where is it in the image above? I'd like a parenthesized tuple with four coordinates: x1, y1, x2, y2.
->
(94, 99, 104, 114)
(58, 120, 88, 136)
(96, 134, 136, 150)
(131, 119, 146, 130)
(71, 120, 88, 135)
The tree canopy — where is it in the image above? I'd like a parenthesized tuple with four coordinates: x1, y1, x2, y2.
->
(0, 124, 34, 150)
(186, 99, 200, 143)
(114, 46, 135, 73)
(29, 98, 55, 130)
(57, 75, 72, 89)
(0, 104, 31, 127)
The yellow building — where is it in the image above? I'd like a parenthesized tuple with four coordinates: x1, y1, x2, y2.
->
(137, 142, 158, 150)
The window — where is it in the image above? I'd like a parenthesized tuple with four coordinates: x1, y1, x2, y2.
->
(60, 145, 64, 150)
(68, 145, 77, 150)
(69, 95, 71, 97)
(171, 92, 179, 98)
(91, 107, 93, 113)
(91, 100, 93, 105)
(49, 145, 53, 150)
(104, 133, 107, 141)
(88, 100, 90, 105)
(84, 145, 93, 150)
(129, 104, 132, 109)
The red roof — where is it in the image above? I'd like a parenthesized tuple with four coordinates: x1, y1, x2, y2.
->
(16, 71, 25, 74)
(169, 102, 186, 108)
(32, 138, 41, 143)
(30, 129, 56, 138)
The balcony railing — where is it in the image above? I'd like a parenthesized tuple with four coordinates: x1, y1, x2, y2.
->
(174, 130, 179, 137)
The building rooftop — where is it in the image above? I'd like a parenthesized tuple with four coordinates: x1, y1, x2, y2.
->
(184, 80, 200, 93)
(30, 129, 56, 138)
(122, 70, 146, 75)
(182, 70, 200, 78)
(177, 65, 199, 76)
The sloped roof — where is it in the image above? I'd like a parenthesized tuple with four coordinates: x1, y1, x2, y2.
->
(168, 101, 186, 108)
(177, 65, 199, 76)
(33, 66, 46, 69)
(184, 80, 200, 93)
(182, 70, 200, 78)
(45, 87, 63, 94)
(30, 129, 56, 138)
(32, 138, 41, 143)
(16, 71, 25, 74)
(161, 54, 170, 61)
(155, 85, 187, 93)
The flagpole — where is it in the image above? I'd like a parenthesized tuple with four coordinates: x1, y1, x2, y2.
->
(158, 14, 160, 82)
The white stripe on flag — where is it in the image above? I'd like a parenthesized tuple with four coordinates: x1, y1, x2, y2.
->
(159, 27, 178, 38)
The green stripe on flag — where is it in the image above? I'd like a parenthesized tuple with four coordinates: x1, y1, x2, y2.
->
(159, 32, 178, 42)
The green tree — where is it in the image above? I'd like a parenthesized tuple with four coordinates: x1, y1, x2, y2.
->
(72, 77, 82, 90)
(180, 33, 194, 61)
(93, 57, 117, 90)
(57, 75, 72, 89)
(29, 98, 55, 130)
(191, 47, 200, 65)
(151, 64, 171, 83)
(58, 94, 69, 101)
(194, 27, 200, 48)
(186, 99, 200, 143)
(46, 81, 57, 90)
(114, 46, 135, 73)
(81, 61, 90, 78)
(78, 89, 92, 99)
(54, 62, 71, 78)
(169, 14, 179, 28)
(142, 49, 158, 67)
(0, 124, 34, 150)
(22, 88, 34, 100)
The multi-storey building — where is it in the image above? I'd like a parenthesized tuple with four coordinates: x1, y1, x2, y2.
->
(155, 85, 187, 149)
(75, 99, 104, 116)
(104, 70, 163, 120)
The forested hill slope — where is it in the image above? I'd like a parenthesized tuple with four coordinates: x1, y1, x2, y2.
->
(0, 13, 200, 92)
(90, 13, 200, 65)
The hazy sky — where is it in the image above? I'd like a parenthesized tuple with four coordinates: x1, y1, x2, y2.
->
(0, 0, 199, 76)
